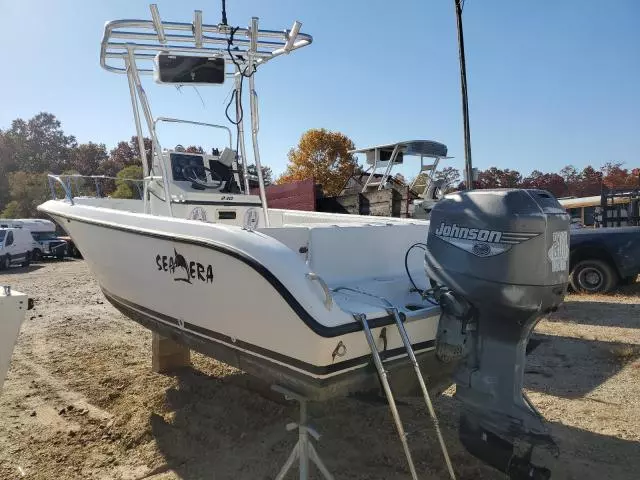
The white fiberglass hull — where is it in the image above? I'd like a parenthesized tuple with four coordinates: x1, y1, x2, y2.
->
(39, 200, 452, 399)
(0, 288, 29, 391)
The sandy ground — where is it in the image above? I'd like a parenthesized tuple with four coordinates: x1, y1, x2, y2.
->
(0, 260, 639, 480)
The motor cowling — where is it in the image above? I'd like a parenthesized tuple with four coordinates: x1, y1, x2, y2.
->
(425, 189, 570, 479)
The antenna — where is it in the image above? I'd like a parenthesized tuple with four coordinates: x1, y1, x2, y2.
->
(454, 0, 474, 190)
(221, 0, 228, 26)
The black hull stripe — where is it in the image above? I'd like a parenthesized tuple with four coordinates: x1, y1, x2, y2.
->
(48, 210, 435, 337)
(103, 289, 435, 376)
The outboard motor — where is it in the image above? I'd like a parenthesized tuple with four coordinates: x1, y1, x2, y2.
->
(425, 189, 570, 479)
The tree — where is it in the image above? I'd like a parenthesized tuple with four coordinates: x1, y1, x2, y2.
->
(186, 145, 205, 154)
(1, 171, 50, 218)
(474, 167, 522, 189)
(0, 201, 19, 218)
(0, 131, 12, 211)
(434, 166, 461, 186)
(71, 142, 108, 175)
(96, 158, 121, 178)
(559, 165, 581, 196)
(521, 170, 567, 197)
(576, 166, 603, 197)
(111, 165, 143, 199)
(434, 166, 461, 193)
(559, 165, 578, 182)
(108, 141, 136, 169)
(601, 161, 639, 188)
(3, 113, 77, 173)
(103, 136, 152, 193)
(108, 136, 152, 170)
(247, 164, 273, 186)
(277, 128, 358, 196)
(130, 136, 153, 171)
(559, 164, 603, 197)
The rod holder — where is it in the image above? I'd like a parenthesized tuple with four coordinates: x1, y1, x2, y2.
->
(193, 10, 203, 48)
(150, 4, 166, 44)
(250, 17, 259, 52)
(284, 21, 302, 53)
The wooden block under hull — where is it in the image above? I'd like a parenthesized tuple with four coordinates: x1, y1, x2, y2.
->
(152, 332, 191, 373)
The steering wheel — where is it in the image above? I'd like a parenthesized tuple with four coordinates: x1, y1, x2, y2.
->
(182, 165, 224, 189)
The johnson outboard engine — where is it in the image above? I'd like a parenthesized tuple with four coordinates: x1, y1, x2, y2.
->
(425, 189, 570, 479)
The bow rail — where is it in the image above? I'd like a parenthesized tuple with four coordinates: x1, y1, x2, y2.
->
(47, 174, 144, 204)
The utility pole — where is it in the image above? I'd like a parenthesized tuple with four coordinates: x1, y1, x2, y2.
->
(454, 0, 474, 190)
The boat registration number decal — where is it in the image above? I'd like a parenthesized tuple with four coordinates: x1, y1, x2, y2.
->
(155, 248, 214, 284)
(188, 207, 208, 222)
(243, 208, 259, 230)
(547, 231, 569, 272)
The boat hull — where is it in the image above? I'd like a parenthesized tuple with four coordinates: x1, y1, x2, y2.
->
(39, 200, 453, 400)
(0, 288, 29, 391)
(106, 289, 456, 400)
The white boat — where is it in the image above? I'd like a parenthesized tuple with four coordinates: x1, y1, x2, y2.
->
(44, 195, 448, 398)
(39, 5, 570, 478)
(39, 5, 448, 402)
(0, 286, 31, 391)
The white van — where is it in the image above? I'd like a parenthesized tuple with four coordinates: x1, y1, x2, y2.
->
(0, 219, 67, 259)
(0, 228, 37, 270)
(0, 218, 55, 232)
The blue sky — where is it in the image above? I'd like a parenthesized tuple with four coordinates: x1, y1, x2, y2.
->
(0, 0, 638, 178)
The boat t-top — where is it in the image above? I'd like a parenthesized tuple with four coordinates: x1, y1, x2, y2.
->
(350, 140, 452, 218)
(39, 4, 571, 479)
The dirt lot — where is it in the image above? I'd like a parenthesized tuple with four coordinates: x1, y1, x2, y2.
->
(1, 260, 639, 480)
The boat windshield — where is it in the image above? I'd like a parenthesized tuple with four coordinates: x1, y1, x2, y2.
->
(31, 231, 58, 241)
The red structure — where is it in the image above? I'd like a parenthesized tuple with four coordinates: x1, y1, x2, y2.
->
(252, 177, 414, 217)
(251, 179, 317, 211)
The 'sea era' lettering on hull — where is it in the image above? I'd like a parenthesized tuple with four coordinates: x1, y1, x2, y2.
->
(155, 248, 214, 284)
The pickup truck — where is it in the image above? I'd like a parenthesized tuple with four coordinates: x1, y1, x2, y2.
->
(570, 226, 640, 293)
(30, 231, 67, 260)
